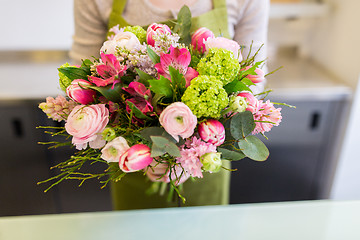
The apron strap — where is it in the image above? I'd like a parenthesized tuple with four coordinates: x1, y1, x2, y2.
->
(108, 0, 129, 30)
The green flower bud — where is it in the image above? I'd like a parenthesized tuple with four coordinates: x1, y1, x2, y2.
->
(229, 95, 248, 113)
(200, 152, 222, 173)
(102, 127, 117, 142)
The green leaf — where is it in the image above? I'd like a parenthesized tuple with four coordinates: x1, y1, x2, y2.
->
(230, 111, 256, 140)
(218, 148, 246, 161)
(150, 136, 181, 157)
(241, 78, 256, 86)
(140, 127, 166, 142)
(86, 83, 123, 102)
(237, 135, 269, 161)
(58, 67, 89, 81)
(169, 66, 186, 94)
(135, 68, 154, 87)
(151, 144, 167, 157)
(147, 46, 160, 64)
(148, 76, 173, 98)
(151, 93, 165, 112)
(174, 5, 192, 45)
(224, 80, 252, 95)
(127, 101, 153, 120)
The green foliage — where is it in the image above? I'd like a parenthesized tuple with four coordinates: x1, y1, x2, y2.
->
(173, 5, 192, 45)
(218, 147, 246, 161)
(86, 83, 123, 102)
(237, 135, 269, 161)
(150, 136, 181, 158)
(224, 79, 252, 95)
(149, 76, 173, 98)
(230, 111, 256, 140)
(147, 46, 160, 64)
(135, 68, 153, 87)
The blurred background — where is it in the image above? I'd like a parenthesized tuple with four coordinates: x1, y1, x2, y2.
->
(0, 0, 359, 216)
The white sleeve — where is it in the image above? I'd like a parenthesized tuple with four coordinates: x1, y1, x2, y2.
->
(232, 0, 270, 93)
(69, 0, 111, 65)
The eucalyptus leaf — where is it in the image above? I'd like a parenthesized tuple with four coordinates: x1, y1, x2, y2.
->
(237, 135, 269, 161)
(58, 67, 89, 81)
(151, 145, 166, 157)
(140, 127, 166, 142)
(86, 83, 123, 102)
(147, 46, 160, 64)
(230, 111, 256, 140)
(174, 5, 192, 44)
(150, 136, 181, 157)
(148, 76, 173, 98)
(218, 148, 246, 161)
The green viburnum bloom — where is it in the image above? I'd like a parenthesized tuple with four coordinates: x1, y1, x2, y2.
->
(197, 48, 240, 85)
(58, 63, 73, 92)
(102, 127, 117, 142)
(181, 75, 229, 118)
(124, 26, 147, 44)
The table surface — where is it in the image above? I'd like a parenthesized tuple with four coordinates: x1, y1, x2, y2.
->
(0, 200, 359, 240)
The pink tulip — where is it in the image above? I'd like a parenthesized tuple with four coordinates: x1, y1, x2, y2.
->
(204, 37, 242, 61)
(159, 102, 197, 142)
(65, 104, 109, 150)
(198, 119, 225, 146)
(242, 66, 265, 84)
(191, 27, 215, 53)
(146, 23, 172, 47)
(119, 144, 153, 172)
(155, 46, 199, 87)
(66, 79, 96, 105)
(89, 53, 126, 88)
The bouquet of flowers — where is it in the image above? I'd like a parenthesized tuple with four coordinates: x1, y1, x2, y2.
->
(38, 7, 285, 202)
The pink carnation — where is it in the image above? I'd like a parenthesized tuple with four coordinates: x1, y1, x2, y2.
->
(65, 104, 109, 150)
(252, 100, 282, 134)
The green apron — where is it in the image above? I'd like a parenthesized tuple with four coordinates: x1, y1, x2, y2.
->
(108, 0, 231, 210)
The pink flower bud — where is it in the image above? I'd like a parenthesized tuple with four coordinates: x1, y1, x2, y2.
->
(198, 119, 225, 146)
(146, 23, 172, 47)
(237, 92, 259, 114)
(191, 27, 215, 53)
(119, 144, 153, 172)
(66, 79, 96, 105)
(204, 37, 242, 61)
(243, 66, 265, 84)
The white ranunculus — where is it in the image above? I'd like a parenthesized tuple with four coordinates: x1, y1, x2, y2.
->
(101, 136, 130, 162)
(100, 32, 141, 54)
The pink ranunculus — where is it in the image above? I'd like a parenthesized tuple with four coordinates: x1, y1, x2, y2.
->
(146, 23, 172, 47)
(88, 53, 126, 88)
(191, 27, 215, 53)
(155, 46, 199, 87)
(66, 79, 96, 105)
(159, 102, 197, 142)
(198, 119, 225, 146)
(243, 66, 265, 84)
(237, 91, 260, 114)
(65, 104, 109, 150)
(101, 136, 130, 162)
(119, 144, 153, 172)
(100, 31, 141, 54)
(204, 37, 242, 61)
